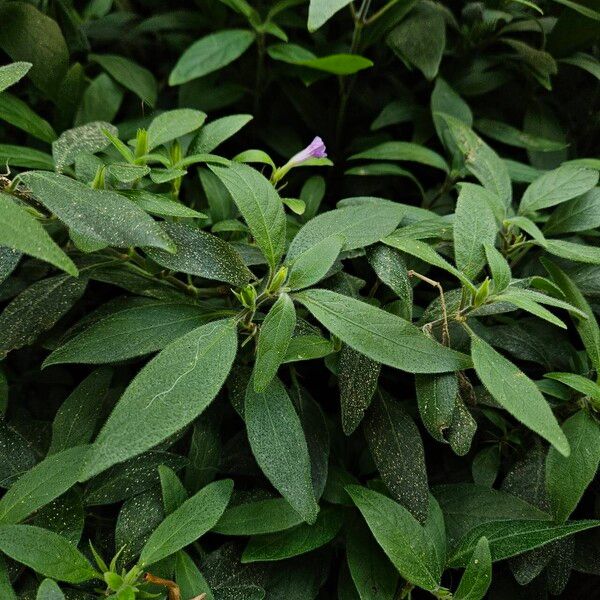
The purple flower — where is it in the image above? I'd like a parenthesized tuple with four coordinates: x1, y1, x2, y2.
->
(288, 136, 327, 166)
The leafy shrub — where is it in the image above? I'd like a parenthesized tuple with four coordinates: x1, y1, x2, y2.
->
(0, 0, 599, 598)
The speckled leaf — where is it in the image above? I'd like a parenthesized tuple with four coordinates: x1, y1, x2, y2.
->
(253, 294, 296, 392)
(295, 289, 471, 373)
(159, 465, 188, 514)
(210, 163, 286, 270)
(286, 235, 343, 291)
(364, 394, 429, 522)
(454, 537, 492, 600)
(48, 369, 112, 454)
(44, 301, 214, 366)
(447, 395, 477, 456)
(471, 335, 569, 455)
(448, 519, 600, 568)
(346, 486, 441, 592)
(80, 319, 237, 480)
(339, 346, 380, 435)
(0, 445, 89, 525)
(147, 108, 207, 150)
(52, 122, 117, 171)
(287, 203, 403, 265)
(121, 190, 207, 219)
(213, 498, 304, 536)
(546, 410, 600, 522)
(36, 579, 65, 600)
(175, 551, 214, 600)
(20, 172, 174, 251)
(0, 61, 31, 92)
(0, 193, 77, 276)
(241, 506, 343, 563)
(415, 373, 457, 442)
(0, 274, 87, 357)
(32, 490, 84, 546)
(140, 479, 233, 566)
(190, 114, 252, 154)
(0, 524, 98, 583)
(245, 377, 319, 524)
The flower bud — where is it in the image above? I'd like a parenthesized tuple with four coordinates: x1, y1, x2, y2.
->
(268, 266, 288, 293)
(474, 277, 491, 307)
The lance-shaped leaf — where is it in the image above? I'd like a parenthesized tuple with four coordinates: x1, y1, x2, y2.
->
(0, 525, 98, 583)
(210, 162, 286, 270)
(454, 537, 492, 600)
(364, 394, 429, 522)
(0, 193, 76, 276)
(546, 410, 600, 523)
(146, 222, 253, 287)
(245, 377, 318, 524)
(470, 335, 569, 456)
(20, 172, 174, 251)
(295, 289, 471, 373)
(0, 61, 31, 92)
(0, 445, 89, 525)
(346, 486, 442, 592)
(286, 235, 343, 291)
(139, 479, 233, 566)
(0, 555, 16, 600)
(80, 319, 237, 480)
(253, 294, 296, 392)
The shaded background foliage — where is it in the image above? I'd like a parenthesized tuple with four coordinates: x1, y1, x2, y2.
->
(0, 0, 600, 599)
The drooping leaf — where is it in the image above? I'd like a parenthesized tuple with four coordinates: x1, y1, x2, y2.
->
(454, 537, 492, 600)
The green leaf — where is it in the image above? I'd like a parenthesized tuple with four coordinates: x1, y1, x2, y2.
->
(147, 109, 207, 150)
(0, 93, 56, 142)
(493, 290, 568, 329)
(346, 486, 441, 592)
(364, 393, 429, 522)
(0, 61, 31, 92)
(484, 243, 511, 293)
(0, 555, 16, 600)
(170, 30, 256, 86)
(346, 519, 400, 600)
(80, 319, 237, 480)
(387, 1, 445, 80)
(470, 334, 569, 456)
(245, 377, 319, 524)
(0, 193, 77, 276)
(0, 524, 98, 583)
(287, 235, 343, 291)
(448, 519, 600, 567)
(36, 579, 65, 600)
(254, 294, 296, 392)
(287, 202, 403, 266)
(415, 373, 457, 442)
(431, 77, 473, 154)
(139, 479, 233, 566)
(544, 372, 600, 400)
(52, 121, 117, 171)
(0, 3, 68, 98)
(454, 183, 498, 279)
(307, 0, 353, 31)
(561, 51, 600, 80)
(454, 537, 492, 600)
(210, 162, 286, 270)
(475, 118, 569, 152)
(48, 369, 113, 454)
(213, 498, 304, 535)
(89, 54, 157, 107)
(543, 259, 600, 373)
(159, 465, 188, 514)
(146, 222, 253, 287)
(546, 410, 600, 522)
(545, 188, 600, 234)
(0, 274, 86, 356)
(520, 165, 599, 213)
(296, 289, 471, 373)
(241, 506, 343, 562)
(44, 301, 212, 366)
(0, 445, 89, 525)
(550, 0, 600, 19)
(76, 73, 123, 125)
(190, 114, 253, 154)
(175, 551, 214, 600)
(339, 346, 380, 435)
(268, 44, 373, 75)
(545, 239, 600, 264)
(121, 190, 207, 219)
(20, 171, 174, 251)
(435, 113, 512, 206)
(349, 141, 448, 172)
(0, 144, 54, 169)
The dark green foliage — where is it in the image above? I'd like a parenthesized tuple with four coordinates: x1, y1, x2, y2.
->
(0, 1, 599, 598)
